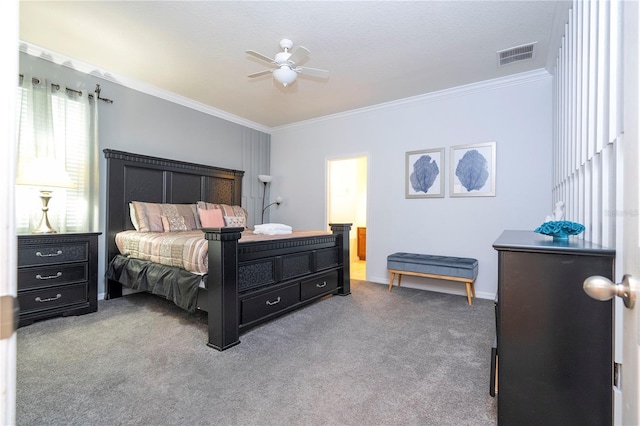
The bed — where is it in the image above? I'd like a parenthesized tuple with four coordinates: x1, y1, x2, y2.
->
(104, 149, 351, 351)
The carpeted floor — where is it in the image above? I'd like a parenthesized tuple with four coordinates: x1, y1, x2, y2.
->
(16, 280, 497, 425)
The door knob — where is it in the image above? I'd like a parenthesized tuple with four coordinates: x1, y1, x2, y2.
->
(583, 274, 635, 309)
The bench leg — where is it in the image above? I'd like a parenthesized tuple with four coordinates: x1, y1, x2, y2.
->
(465, 281, 473, 305)
(388, 272, 403, 292)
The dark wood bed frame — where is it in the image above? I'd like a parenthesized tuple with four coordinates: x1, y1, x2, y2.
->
(104, 149, 351, 351)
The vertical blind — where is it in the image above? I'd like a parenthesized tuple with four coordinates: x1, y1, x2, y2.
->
(552, 0, 622, 247)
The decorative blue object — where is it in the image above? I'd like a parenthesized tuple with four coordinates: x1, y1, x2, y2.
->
(410, 155, 439, 193)
(455, 149, 489, 192)
(534, 221, 585, 242)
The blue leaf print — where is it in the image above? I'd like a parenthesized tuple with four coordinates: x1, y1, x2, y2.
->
(410, 155, 439, 193)
(455, 149, 489, 192)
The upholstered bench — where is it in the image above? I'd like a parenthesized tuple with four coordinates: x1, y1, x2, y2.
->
(387, 252, 479, 305)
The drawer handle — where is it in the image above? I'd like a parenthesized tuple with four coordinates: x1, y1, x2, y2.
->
(316, 281, 327, 288)
(35, 294, 62, 303)
(36, 250, 63, 257)
(36, 272, 63, 280)
(265, 297, 281, 306)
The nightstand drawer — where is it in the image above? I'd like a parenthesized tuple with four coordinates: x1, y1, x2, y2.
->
(18, 241, 88, 267)
(18, 283, 88, 314)
(18, 263, 88, 291)
(300, 271, 338, 301)
(241, 283, 299, 325)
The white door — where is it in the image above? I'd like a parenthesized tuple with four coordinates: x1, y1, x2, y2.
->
(620, 2, 640, 423)
(1, 1, 19, 424)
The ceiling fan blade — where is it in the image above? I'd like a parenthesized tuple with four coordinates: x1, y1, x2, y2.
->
(287, 46, 310, 65)
(246, 50, 275, 64)
(298, 66, 329, 78)
(247, 69, 273, 78)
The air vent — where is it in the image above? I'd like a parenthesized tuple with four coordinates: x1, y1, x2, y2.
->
(497, 42, 537, 66)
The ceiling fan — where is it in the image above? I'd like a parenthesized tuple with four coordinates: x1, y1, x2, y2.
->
(246, 39, 329, 87)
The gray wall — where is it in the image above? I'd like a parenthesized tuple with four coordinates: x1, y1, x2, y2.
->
(270, 71, 553, 300)
(19, 52, 270, 296)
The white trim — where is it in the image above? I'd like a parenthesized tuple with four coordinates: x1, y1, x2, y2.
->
(20, 41, 552, 137)
(19, 41, 272, 134)
(271, 69, 552, 133)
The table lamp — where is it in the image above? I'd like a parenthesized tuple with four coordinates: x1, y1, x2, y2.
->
(16, 158, 76, 234)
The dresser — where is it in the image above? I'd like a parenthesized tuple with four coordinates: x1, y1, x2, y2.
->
(17, 232, 100, 326)
(493, 230, 614, 426)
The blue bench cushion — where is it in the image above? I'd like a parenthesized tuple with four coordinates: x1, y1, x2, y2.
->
(387, 252, 478, 280)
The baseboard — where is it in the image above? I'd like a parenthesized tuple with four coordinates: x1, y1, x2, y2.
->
(367, 275, 496, 301)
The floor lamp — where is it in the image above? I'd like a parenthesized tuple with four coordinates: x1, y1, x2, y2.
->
(258, 174, 282, 224)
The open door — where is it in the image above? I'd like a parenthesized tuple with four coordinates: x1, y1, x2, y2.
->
(584, 3, 640, 424)
(619, 3, 640, 423)
(1, 1, 19, 423)
(327, 156, 367, 280)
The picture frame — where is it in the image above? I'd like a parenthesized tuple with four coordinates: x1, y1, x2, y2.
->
(405, 148, 445, 198)
(450, 141, 496, 197)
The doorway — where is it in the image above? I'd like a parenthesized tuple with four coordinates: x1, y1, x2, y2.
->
(327, 156, 367, 281)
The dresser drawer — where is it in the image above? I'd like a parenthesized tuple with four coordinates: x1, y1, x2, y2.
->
(241, 283, 299, 325)
(300, 271, 338, 301)
(18, 283, 88, 314)
(18, 263, 88, 291)
(18, 242, 88, 267)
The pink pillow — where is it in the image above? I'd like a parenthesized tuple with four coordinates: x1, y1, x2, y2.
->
(199, 208, 225, 228)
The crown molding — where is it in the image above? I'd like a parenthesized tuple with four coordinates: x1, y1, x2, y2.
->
(271, 68, 552, 133)
(19, 41, 271, 134)
(20, 41, 551, 136)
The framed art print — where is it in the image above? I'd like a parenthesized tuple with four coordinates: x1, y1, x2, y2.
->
(405, 148, 445, 198)
(450, 141, 496, 197)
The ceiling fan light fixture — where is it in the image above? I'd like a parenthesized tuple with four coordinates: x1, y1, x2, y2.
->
(273, 66, 297, 87)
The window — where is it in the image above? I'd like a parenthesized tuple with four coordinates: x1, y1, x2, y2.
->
(15, 75, 98, 234)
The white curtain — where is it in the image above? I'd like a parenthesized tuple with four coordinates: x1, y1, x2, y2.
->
(15, 74, 99, 233)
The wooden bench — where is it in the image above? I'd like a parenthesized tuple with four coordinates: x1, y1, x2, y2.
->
(387, 252, 479, 305)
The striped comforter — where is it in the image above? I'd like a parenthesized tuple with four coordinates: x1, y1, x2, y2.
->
(115, 229, 332, 274)
(115, 230, 210, 274)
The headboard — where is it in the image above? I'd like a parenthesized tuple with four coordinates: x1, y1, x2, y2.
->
(103, 149, 245, 289)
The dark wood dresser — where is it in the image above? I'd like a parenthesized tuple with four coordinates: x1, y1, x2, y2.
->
(17, 232, 100, 326)
(493, 230, 615, 426)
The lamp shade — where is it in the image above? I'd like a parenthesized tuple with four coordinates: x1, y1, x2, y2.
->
(258, 174, 273, 183)
(16, 158, 75, 189)
(273, 66, 298, 87)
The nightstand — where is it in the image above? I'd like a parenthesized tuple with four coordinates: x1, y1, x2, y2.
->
(17, 232, 100, 327)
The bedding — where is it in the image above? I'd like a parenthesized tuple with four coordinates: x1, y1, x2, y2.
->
(115, 229, 333, 274)
(130, 201, 200, 231)
(106, 255, 202, 312)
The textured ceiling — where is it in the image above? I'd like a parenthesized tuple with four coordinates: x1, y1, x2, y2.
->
(19, 1, 568, 130)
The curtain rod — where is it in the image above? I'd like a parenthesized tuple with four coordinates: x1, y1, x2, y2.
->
(18, 74, 114, 104)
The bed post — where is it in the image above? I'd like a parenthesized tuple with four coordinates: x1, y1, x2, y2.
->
(204, 227, 244, 351)
(330, 223, 352, 296)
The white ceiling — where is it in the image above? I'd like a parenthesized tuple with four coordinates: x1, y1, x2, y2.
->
(19, 1, 569, 130)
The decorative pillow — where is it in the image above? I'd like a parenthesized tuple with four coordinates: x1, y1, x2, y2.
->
(130, 201, 199, 232)
(161, 215, 189, 232)
(129, 203, 140, 231)
(224, 215, 247, 229)
(196, 201, 248, 228)
(198, 208, 225, 228)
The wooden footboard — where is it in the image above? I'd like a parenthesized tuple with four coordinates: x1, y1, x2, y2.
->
(202, 223, 351, 351)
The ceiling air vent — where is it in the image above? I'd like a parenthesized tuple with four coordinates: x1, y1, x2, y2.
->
(497, 42, 537, 66)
